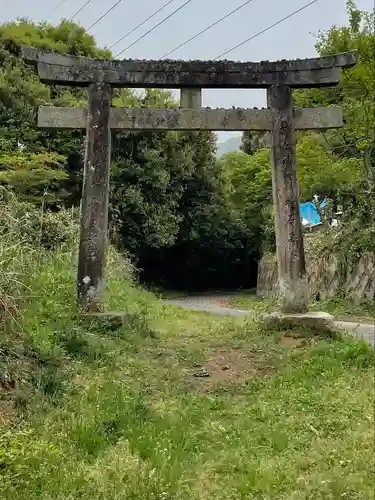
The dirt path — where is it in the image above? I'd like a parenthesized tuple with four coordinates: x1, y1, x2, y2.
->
(163, 294, 375, 347)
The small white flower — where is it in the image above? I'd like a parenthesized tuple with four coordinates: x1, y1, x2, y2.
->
(82, 276, 91, 285)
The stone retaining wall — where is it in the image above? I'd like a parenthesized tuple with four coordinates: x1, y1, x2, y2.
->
(257, 247, 374, 302)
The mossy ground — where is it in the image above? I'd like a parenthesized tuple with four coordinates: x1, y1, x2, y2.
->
(1, 251, 374, 499)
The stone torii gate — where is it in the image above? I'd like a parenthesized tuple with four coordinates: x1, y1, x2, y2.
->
(21, 46, 356, 313)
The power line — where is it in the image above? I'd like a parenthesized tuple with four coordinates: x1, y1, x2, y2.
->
(69, 0, 95, 21)
(50, 0, 70, 15)
(86, 0, 124, 31)
(160, 0, 256, 59)
(115, 0, 194, 58)
(108, 0, 177, 50)
(215, 0, 320, 60)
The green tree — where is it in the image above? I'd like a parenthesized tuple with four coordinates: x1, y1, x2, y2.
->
(139, 139, 261, 290)
(294, 1, 374, 220)
(0, 19, 112, 207)
(240, 131, 270, 155)
(0, 144, 66, 204)
(110, 130, 195, 256)
(296, 134, 364, 204)
(219, 150, 274, 253)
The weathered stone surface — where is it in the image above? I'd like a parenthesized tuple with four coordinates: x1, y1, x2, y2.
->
(20, 45, 356, 88)
(34, 63, 343, 88)
(257, 249, 375, 303)
(267, 85, 308, 314)
(21, 46, 357, 70)
(292, 107, 343, 130)
(39, 107, 88, 128)
(77, 82, 111, 310)
(263, 311, 335, 333)
(180, 88, 202, 108)
(37, 106, 343, 131)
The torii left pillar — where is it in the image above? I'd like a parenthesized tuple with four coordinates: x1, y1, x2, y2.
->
(77, 81, 112, 310)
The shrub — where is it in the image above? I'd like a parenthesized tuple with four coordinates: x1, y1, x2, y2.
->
(0, 193, 34, 325)
(1, 195, 79, 251)
(0, 190, 78, 325)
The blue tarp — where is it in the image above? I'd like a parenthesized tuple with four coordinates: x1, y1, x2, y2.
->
(300, 200, 326, 226)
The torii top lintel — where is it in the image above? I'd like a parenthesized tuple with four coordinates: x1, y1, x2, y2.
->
(21, 46, 356, 89)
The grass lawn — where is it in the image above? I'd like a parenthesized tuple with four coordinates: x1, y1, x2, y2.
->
(1, 253, 374, 499)
(230, 291, 375, 324)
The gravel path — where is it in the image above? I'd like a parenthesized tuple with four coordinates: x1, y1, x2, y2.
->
(163, 294, 375, 347)
(162, 294, 250, 317)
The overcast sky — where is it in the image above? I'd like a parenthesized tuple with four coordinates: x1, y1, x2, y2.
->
(2, 0, 373, 141)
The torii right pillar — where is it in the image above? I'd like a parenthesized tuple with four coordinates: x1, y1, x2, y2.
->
(267, 85, 308, 313)
(264, 53, 357, 313)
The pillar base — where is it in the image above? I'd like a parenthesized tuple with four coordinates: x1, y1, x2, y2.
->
(263, 311, 335, 334)
(278, 278, 309, 314)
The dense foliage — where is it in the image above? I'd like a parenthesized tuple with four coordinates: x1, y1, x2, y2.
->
(0, 18, 260, 290)
(0, 1, 373, 290)
(236, 0, 374, 250)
